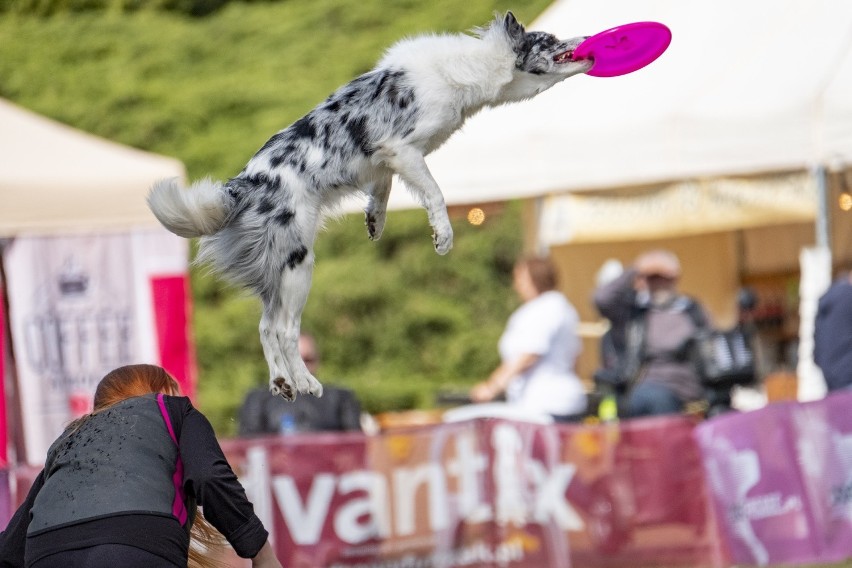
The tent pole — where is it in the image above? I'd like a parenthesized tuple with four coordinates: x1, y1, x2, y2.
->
(533, 196, 549, 257)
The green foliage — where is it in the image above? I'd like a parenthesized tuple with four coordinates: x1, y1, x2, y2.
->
(0, 0, 552, 434)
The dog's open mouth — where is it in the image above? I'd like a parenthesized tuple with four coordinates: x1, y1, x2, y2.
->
(553, 50, 575, 64)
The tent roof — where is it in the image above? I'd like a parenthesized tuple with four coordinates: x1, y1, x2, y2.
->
(0, 99, 185, 236)
(377, 0, 852, 211)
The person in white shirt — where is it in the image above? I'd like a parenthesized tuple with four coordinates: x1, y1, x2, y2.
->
(470, 256, 587, 419)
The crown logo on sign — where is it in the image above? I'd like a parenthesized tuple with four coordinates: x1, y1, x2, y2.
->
(58, 257, 89, 296)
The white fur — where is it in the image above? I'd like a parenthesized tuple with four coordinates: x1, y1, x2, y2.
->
(147, 177, 228, 239)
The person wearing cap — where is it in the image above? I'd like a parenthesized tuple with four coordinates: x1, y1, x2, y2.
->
(593, 249, 711, 417)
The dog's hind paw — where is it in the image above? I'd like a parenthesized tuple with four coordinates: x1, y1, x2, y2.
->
(433, 230, 453, 255)
(366, 211, 385, 241)
(293, 371, 324, 398)
(270, 377, 296, 401)
(308, 376, 324, 398)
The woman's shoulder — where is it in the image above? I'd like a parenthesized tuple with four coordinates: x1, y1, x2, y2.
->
(160, 394, 194, 410)
(515, 291, 577, 324)
(537, 290, 577, 313)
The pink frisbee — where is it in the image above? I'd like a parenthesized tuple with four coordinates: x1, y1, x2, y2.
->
(572, 22, 672, 77)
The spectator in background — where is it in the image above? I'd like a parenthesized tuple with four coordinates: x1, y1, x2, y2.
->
(814, 269, 852, 392)
(0, 364, 281, 568)
(594, 249, 710, 418)
(469, 255, 587, 421)
(238, 333, 362, 435)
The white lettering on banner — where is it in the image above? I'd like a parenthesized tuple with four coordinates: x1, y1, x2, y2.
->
(273, 473, 336, 545)
(263, 424, 582, 546)
(22, 279, 134, 392)
(336, 471, 391, 544)
(830, 432, 852, 517)
(492, 424, 527, 526)
(529, 460, 582, 530)
(445, 430, 491, 523)
(393, 463, 450, 536)
(244, 447, 274, 543)
(730, 493, 803, 521)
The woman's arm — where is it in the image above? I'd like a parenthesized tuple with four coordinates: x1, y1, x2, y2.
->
(594, 267, 638, 323)
(470, 353, 540, 402)
(170, 397, 272, 560)
(0, 469, 46, 568)
(251, 540, 283, 568)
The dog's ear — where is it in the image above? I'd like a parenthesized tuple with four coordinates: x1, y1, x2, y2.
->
(503, 11, 526, 44)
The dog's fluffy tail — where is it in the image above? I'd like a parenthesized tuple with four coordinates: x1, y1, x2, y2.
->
(147, 177, 230, 238)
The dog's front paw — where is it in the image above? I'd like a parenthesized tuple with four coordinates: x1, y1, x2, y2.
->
(270, 377, 296, 401)
(433, 229, 453, 255)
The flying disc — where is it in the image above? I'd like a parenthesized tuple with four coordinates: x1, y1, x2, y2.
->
(572, 22, 671, 77)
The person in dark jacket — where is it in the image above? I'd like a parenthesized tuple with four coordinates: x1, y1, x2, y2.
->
(0, 364, 282, 568)
(239, 333, 362, 436)
(814, 270, 852, 392)
(594, 250, 710, 418)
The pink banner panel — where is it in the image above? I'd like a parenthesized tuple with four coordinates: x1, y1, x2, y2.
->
(0, 469, 8, 529)
(0, 281, 7, 467)
(150, 275, 196, 401)
(791, 392, 852, 563)
(695, 403, 821, 566)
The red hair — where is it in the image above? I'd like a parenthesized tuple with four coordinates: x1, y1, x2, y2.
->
(93, 364, 181, 411)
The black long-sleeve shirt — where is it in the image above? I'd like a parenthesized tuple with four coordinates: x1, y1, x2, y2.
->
(0, 395, 268, 567)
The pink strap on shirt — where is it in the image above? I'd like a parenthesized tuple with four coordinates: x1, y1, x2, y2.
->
(157, 393, 189, 526)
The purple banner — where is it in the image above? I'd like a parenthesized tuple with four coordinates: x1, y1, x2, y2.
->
(695, 391, 852, 566)
(791, 392, 852, 563)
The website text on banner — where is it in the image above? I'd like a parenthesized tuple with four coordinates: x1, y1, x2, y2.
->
(220, 417, 719, 568)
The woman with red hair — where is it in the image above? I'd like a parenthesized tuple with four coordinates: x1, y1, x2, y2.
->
(0, 364, 281, 568)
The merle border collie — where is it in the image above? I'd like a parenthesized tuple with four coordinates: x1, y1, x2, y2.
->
(148, 12, 591, 400)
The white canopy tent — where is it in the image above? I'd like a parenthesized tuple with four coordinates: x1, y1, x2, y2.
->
(0, 99, 193, 465)
(377, 0, 852, 212)
(0, 98, 185, 235)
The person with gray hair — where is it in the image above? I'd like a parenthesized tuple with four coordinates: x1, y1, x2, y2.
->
(594, 250, 711, 417)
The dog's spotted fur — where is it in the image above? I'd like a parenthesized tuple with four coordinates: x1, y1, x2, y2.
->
(148, 12, 591, 400)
